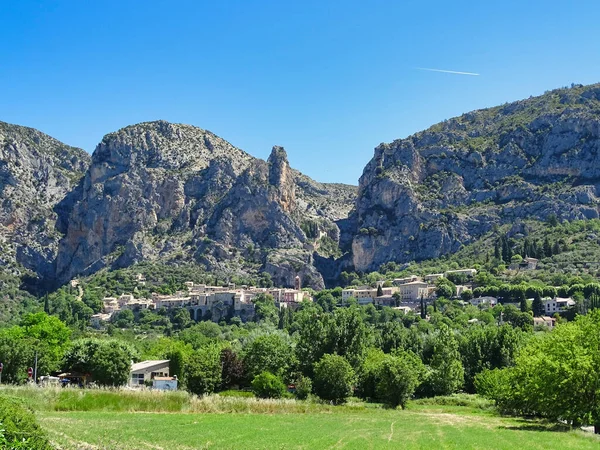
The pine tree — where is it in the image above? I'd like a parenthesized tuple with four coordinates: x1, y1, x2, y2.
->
(377, 285, 384, 297)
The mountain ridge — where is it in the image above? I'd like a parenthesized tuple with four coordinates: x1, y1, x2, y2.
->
(2, 82, 600, 292)
(350, 82, 600, 273)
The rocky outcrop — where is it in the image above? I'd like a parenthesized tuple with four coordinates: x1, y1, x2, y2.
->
(55, 121, 356, 288)
(351, 83, 600, 272)
(268, 146, 296, 213)
(0, 121, 90, 285)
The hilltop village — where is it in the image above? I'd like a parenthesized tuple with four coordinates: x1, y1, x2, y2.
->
(90, 262, 573, 330)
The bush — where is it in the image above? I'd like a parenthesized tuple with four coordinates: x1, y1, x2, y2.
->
(251, 372, 286, 399)
(0, 396, 52, 449)
(295, 376, 313, 400)
(313, 354, 356, 405)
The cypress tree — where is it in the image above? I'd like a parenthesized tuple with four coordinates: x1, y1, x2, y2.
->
(494, 241, 501, 260)
(543, 237, 552, 257)
(552, 241, 562, 256)
(532, 296, 544, 317)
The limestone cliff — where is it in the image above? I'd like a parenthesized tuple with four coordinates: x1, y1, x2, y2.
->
(55, 121, 356, 288)
(351, 83, 600, 272)
(0, 121, 90, 284)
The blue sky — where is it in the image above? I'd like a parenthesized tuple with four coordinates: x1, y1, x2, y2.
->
(1, 1, 599, 184)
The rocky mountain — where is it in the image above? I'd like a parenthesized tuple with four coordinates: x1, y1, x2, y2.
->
(54, 121, 357, 289)
(5, 82, 600, 292)
(350, 83, 600, 273)
(0, 121, 90, 286)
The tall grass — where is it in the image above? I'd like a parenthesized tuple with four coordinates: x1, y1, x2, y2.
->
(410, 393, 494, 410)
(0, 386, 368, 415)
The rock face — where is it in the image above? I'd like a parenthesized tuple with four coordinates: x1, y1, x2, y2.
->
(0, 121, 90, 283)
(351, 83, 600, 272)
(55, 121, 357, 288)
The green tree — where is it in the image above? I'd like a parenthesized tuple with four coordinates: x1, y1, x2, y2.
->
(171, 308, 192, 330)
(314, 291, 337, 312)
(435, 278, 456, 299)
(420, 326, 464, 396)
(114, 309, 134, 328)
(356, 348, 386, 401)
(531, 297, 544, 317)
(547, 213, 559, 227)
(252, 294, 279, 326)
(92, 343, 135, 387)
(313, 354, 356, 404)
(184, 344, 222, 395)
(63, 338, 138, 386)
(459, 324, 526, 393)
(242, 333, 294, 380)
(0, 328, 35, 384)
(251, 371, 286, 398)
(294, 375, 313, 400)
(376, 352, 425, 408)
(326, 307, 374, 369)
(477, 311, 600, 433)
(377, 321, 409, 354)
(460, 289, 473, 301)
(294, 305, 330, 377)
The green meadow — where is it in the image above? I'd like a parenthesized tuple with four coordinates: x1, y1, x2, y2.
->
(38, 406, 598, 450)
(3, 387, 598, 449)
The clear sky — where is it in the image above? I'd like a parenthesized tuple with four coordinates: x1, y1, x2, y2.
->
(2, 1, 599, 185)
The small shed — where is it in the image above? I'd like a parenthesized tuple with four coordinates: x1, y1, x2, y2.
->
(153, 376, 178, 391)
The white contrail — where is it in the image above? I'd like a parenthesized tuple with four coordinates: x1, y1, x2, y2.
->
(415, 67, 480, 76)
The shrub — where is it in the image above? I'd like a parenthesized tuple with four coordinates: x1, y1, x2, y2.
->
(294, 376, 313, 400)
(0, 396, 52, 449)
(251, 372, 286, 399)
(313, 354, 356, 404)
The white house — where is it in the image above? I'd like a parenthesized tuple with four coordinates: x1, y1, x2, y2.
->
(398, 281, 429, 303)
(470, 297, 498, 307)
(424, 273, 444, 283)
(392, 275, 420, 286)
(130, 360, 170, 387)
(445, 269, 477, 278)
(542, 297, 576, 316)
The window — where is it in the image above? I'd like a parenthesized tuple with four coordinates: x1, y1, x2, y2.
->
(131, 373, 144, 385)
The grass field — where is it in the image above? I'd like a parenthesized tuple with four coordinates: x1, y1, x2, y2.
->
(2, 387, 598, 449)
(38, 405, 599, 450)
